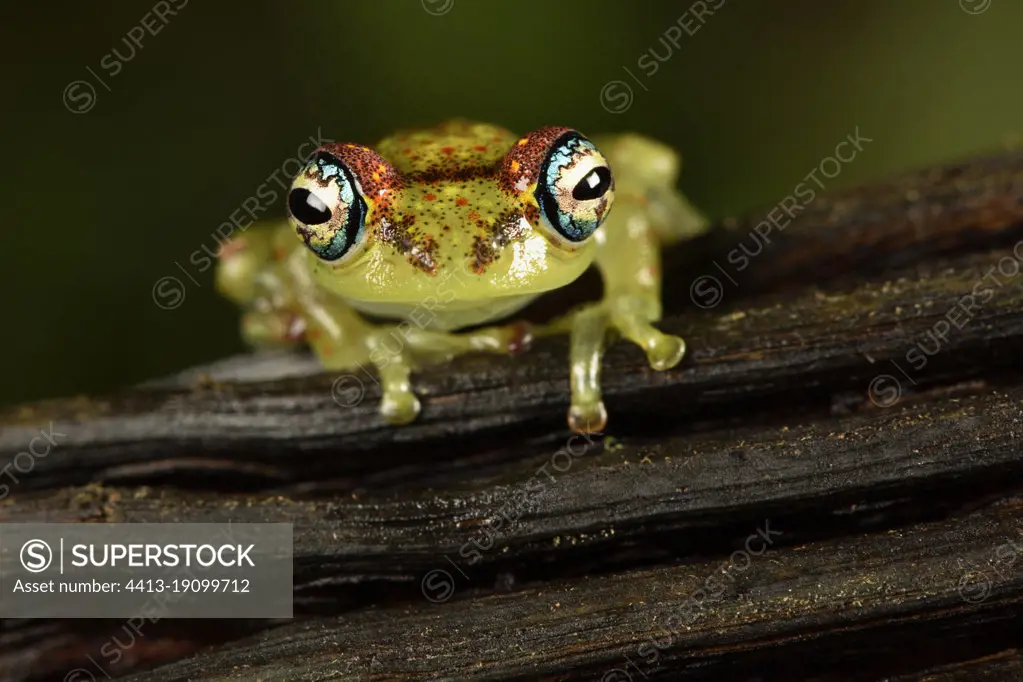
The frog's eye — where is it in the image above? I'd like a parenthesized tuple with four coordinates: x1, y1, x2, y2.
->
(535, 132, 615, 243)
(287, 151, 368, 263)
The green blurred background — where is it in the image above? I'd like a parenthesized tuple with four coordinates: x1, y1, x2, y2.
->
(3, 0, 1021, 407)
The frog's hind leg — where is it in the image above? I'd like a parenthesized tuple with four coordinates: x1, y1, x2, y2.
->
(240, 309, 307, 348)
(216, 220, 310, 349)
(607, 295, 686, 371)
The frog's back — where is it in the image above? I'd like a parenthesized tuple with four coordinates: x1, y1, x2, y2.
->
(375, 120, 518, 176)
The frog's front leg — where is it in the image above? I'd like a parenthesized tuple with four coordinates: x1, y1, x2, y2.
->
(306, 298, 533, 424)
(553, 134, 707, 433)
(364, 321, 534, 423)
(563, 200, 686, 432)
(283, 286, 417, 424)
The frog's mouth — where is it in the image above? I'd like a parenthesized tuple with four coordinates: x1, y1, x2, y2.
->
(345, 294, 541, 331)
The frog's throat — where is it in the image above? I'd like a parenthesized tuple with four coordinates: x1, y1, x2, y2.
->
(345, 293, 540, 331)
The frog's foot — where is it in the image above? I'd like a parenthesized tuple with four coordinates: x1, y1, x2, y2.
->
(365, 329, 421, 425)
(567, 296, 685, 434)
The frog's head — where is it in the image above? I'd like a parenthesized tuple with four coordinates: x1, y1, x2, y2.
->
(285, 122, 614, 306)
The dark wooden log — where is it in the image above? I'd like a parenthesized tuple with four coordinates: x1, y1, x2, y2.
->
(111, 494, 1023, 681)
(890, 650, 1023, 681)
(2, 377, 1021, 593)
(5, 294, 1023, 679)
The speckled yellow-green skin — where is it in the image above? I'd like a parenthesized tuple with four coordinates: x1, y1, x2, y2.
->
(216, 121, 707, 432)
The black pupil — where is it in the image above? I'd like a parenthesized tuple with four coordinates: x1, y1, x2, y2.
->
(572, 166, 612, 201)
(289, 188, 332, 225)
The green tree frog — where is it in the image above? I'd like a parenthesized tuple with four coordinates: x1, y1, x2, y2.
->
(216, 120, 706, 433)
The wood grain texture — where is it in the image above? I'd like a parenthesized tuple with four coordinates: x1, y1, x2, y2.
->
(115, 497, 1023, 681)
(889, 650, 1023, 681)
(2, 379, 1022, 592)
